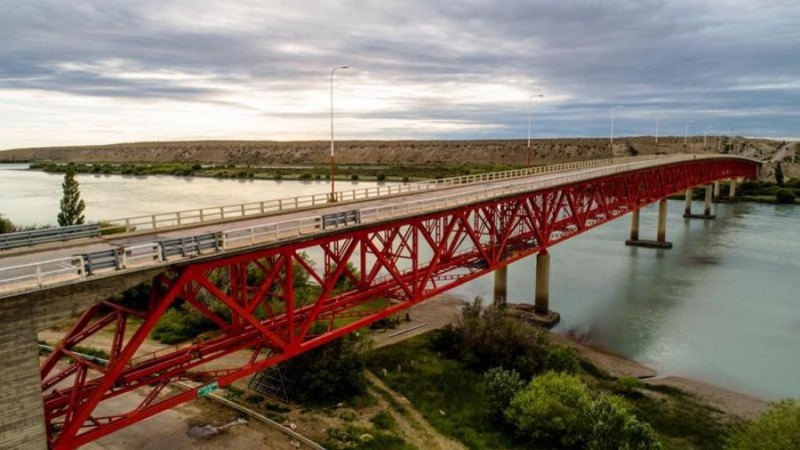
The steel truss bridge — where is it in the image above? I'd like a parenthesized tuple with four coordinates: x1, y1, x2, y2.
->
(0, 154, 759, 449)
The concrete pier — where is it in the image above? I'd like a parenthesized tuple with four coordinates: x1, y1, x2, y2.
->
(629, 208, 640, 241)
(493, 265, 507, 307)
(626, 198, 673, 249)
(713, 180, 721, 203)
(534, 251, 550, 315)
(684, 185, 716, 219)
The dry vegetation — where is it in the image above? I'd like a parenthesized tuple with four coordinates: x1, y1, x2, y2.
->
(0, 137, 783, 166)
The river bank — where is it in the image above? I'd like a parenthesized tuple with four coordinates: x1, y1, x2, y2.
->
(397, 295, 771, 421)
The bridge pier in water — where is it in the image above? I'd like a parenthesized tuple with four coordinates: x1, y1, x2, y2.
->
(625, 199, 673, 249)
(683, 185, 716, 219)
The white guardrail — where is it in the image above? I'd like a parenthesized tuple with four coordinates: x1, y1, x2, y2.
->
(0, 154, 746, 295)
(97, 155, 656, 234)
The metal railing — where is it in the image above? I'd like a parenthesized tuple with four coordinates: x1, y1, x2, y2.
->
(96, 156, 657, 234)
(0, 256, 85, 291)
(0, 155, 753, 295)
(0, 223, 100, 250)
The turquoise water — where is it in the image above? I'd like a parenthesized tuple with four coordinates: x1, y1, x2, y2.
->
(2, 164, 798, 400)
(453, 200, 800, 400)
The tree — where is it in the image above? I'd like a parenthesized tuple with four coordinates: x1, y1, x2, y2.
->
(725, 400, 800, 450)
(775, 162, 785, 187)
(0, 214, 14, 234)
(57, 165, 86, 226)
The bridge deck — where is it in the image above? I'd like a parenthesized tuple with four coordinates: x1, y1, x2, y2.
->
(0, 154, 751, 297)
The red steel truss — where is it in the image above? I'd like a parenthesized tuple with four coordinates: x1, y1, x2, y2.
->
(41, 158, 757, 449)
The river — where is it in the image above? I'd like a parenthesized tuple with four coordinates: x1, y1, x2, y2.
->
(1, 164, 798, 400)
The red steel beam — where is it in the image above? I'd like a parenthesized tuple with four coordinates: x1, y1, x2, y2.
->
(42, 158, 757, 449)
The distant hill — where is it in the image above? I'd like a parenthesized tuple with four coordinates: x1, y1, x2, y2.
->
(0, 137, 780, 166)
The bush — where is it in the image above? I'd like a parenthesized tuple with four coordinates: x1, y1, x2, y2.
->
(277, 333, 370, 405)
(351, 174, 360, 180)
(505, 373, 661, 449)
(484, 367, 526, 419)
(376, 173, 386, 181)
(776, 189, 796, 204)
(546, 345, 581, 374)
(151, 307, 215, 344)
(725, 400, 800, 450)
(299, 172, 313, 179)
(505, 372, 594, 447)
(457, 298, 550, 378)
(587, 394, 660, 450)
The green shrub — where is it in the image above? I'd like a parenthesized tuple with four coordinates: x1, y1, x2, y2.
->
(151, 307, 215, 344)
(276, 333, 370, 405)
(457, 297, 551, 378)
(725, 400, 800, 450)
(351, 174, 360, 180)
(776, 189, 796, 204)
(505, 372, 594, 447)
(546, 345, 581, 374)
(505, 373, 661, 449)
(376, 173, 386, 181)
(484, 367, 526, 419)
(299, 172, 313, 179)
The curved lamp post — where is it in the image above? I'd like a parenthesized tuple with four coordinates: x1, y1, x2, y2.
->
(329, 65, 349, 203)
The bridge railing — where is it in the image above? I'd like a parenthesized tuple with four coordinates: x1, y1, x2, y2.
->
(0, 224, 100, 250)
(96, 155, 658, 234)
(5, 154, 743, 295)
(0, 256, 85, 291)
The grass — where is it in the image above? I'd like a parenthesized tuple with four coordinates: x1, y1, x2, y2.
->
(367, 335, 524, 450)
(367, 333, 735, 450)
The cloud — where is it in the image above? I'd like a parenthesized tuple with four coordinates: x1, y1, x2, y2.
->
(0, 0, 798, 148)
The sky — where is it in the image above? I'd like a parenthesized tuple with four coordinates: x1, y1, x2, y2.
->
(1, 0, 798, 149)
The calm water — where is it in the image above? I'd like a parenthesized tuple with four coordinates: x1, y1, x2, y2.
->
(1, 164, 798, 400)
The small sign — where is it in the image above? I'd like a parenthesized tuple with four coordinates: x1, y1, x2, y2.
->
(198, 382, 218, 397)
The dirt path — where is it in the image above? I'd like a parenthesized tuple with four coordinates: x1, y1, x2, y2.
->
(365, 371, 466, 450)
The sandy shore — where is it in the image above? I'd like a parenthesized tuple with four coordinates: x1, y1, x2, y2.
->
(391, 295, 771, 421)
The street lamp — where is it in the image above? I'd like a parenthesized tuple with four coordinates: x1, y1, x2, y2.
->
(610, 106, 623, 146)
(655, 114, 663, 145)
(527, 94, 544, 166)
(704, 126, 713, 149)
(684, 120, 694, 145)
(329, 65, 349, 203)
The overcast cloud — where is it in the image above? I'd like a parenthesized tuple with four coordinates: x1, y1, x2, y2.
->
(0, 0, 798, 149)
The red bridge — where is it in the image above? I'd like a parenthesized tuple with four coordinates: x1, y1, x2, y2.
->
(0, 155, 759, 449)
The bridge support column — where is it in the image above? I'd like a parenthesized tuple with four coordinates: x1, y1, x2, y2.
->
(684, 185, 716, 219)
(534, 251, 550, 315)
(729, 178, 738, 200)
(626, 199, 673, 249)
(0, 297, 47, 449)
(684, 188, 693, 216)
(713, 181, 721, 203)
(493, 265, 507, 307)
(629, 208, 640, 241)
